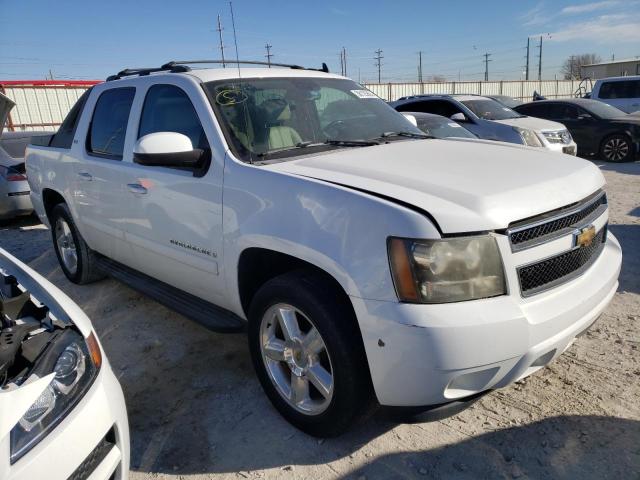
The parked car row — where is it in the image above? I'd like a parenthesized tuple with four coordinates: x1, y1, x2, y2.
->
(389, 92, 639, 162)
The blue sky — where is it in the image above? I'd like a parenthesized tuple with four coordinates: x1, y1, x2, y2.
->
(1, 0, 639, 83)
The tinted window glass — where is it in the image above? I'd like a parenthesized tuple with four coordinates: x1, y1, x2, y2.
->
(413, 115, 476, 138)
(50, 89, 91, 149)
(138, 85, 209, 150)
(599, 80, 638, 99)
(515, 104, 546, 117)
(400, 100, 462, 117)
(461, 99, 522, 120)
(87, 88, 135, 159)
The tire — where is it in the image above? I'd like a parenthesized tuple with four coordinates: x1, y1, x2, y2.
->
(50, 203, 105, 284)
(600, 134, 634, 162)
(248, 270, 374, 437)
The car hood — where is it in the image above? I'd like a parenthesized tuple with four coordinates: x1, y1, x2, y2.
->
(493, 115, 568, 132)
(0, 92, 15, 137)
(264, 139, 604, 233)
(610, 115, 640, 125)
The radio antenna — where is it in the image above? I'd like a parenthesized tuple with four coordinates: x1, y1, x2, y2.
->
(229, 1, 241, 79)
(228, 1, 253, 163)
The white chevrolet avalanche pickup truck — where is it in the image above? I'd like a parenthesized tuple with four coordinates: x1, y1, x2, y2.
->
(25, 60, 622, 437)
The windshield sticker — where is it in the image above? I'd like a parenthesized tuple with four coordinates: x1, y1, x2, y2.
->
(350, 89, 378, 99)
(448, 123, 462, 128)
(216, 89, 248, 106)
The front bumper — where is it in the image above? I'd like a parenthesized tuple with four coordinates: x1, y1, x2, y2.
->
(1, 362, 130, 480)
(352, 233, 621, 407)
(543, 139, 578, 155)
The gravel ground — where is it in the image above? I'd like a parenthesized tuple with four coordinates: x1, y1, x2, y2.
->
(1, 160, 638, 480)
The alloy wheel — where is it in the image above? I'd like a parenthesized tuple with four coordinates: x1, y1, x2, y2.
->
(603, 137, 629, 162)
(259, 303, 334, 415)
(55, 218, 78, 275)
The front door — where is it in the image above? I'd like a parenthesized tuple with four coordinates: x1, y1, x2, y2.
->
(119, 82, 225, 305)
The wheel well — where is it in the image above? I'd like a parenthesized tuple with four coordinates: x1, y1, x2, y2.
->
(238, 248, 351, 319)
(42, 189, 66, 222)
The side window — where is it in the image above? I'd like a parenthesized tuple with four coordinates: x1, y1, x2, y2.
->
(50, 89, 91, 149)
(138, 84, 209, 150)
(518, 104, 544, 117)
(599, 81, 633, 99)
(87, 88, 135, 159)
(557, 105, 580, 120)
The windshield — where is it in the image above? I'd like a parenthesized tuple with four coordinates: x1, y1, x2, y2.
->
(584, 100, 627, 119)
(461, 98, 523, 120)
(411, 114, 476, 139)
(492, 96, 523, 109)
(204, 77, 424, 162)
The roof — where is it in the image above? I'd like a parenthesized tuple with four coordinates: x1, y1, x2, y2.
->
(0, 80, 101, 87)
(519, 98, 603, 107)
(593, 75, 640, 82)
(185, 67, 345, 83)
(582, 57, 640, 67)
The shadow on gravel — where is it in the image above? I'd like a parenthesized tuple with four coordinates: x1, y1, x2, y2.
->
(594, 159, 640, 175)
(608, 224, 640, 294)
(343, 416, 640, 480)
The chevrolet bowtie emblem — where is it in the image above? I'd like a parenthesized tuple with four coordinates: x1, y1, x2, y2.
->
(575, 225, 596, 248)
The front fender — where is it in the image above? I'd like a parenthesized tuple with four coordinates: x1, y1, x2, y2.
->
(221, 156, 439, 316)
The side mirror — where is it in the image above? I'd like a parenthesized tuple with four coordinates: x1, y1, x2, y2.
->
(450, 113, 467, 122)
(133, 132, 208, 172)
(402, 113, 418, 126)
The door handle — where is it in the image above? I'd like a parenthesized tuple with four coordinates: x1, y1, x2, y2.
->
(127, 183, 148, 195)
(77, 172, 93, 181)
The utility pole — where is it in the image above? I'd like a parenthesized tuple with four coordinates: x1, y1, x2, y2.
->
(216, 14, 226, 68)
(265, 43, 273, 67)
(48, 69, 54, 80)
(525, 38, 530, 80)
(374, 49, 383, 83)
(569, 55, 576, 79)
(342, 47, 347, 77)
(537, 36, 543, 80)
(483, 53, 492, 81)
(418, 51, 423, 83)
(339, 51, 344, 76)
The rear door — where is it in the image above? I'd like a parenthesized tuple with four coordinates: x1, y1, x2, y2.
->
(72, 86, 137, 262)
(118, 78, 226, 304)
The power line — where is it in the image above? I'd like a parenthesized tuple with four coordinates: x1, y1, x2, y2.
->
(374, 49, 383, 83)
(483, 53, 492, 81)
(216, 14, 226, 68)
(265, 43, 273, 67)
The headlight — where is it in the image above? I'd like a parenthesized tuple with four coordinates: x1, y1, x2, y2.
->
(542, 130, 572, 144)
(514, 127, 543, 147)
(388, 236, 506, 303)
(9, 331, 101, 464)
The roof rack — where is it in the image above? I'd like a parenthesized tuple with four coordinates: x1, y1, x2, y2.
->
(106, 59, 329, 81)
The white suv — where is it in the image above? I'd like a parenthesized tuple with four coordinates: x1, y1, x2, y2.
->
(26, 61, 622, 436)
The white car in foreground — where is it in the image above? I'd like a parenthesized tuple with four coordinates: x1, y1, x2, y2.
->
(26, 61, 621, 436)
(0, 248, 129, 480)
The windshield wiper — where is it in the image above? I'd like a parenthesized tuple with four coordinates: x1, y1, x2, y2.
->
(376, 131, 435, 140)
(324, 138, 380, 146)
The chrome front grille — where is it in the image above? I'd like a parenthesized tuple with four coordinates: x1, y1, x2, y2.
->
(507, 191, 607, 252)
(517, 227, 607, 297)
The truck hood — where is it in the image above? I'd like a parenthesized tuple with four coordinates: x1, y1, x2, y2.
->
(493, 115, 567, 132)
(0, 92, 16, 137)
(264, 138, 605, 233)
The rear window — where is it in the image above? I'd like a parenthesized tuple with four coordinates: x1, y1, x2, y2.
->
(50, 89, 91, 149)
(598, 80, 640, 99)
(87, 87, 135, 159)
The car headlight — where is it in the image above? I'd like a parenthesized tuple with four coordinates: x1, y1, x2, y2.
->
(542, 130, 572, 144)
(514, 127, 543, 147)
(9, 330, 101, 464)
(388, 236, 506, 303)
